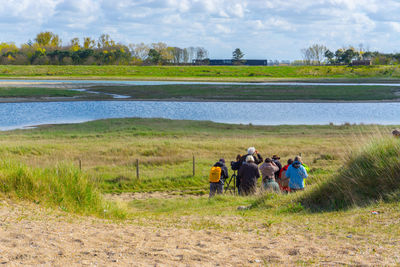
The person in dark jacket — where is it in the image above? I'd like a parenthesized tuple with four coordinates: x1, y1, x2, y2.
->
(236, 147, 263, 194)
(209, 158, 229, 197)
(230, 154, 242, 171)
(238, 155, 260, 196)
(393, 129, 400, 138)
(272, 155, 282, 180)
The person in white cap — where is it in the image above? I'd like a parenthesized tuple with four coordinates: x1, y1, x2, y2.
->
(238, 155, 261, 195)
(236, 147, 263, 194)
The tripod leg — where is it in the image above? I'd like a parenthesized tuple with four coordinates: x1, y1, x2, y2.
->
(224, 177, 231, 193)
(234, 175, 236, 195)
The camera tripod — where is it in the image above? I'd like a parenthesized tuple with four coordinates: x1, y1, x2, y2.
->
(224, 171, 237, 195)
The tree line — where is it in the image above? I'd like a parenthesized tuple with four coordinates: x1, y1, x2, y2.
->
(299, 44, 400, 66)
(0, 32, 209, 65)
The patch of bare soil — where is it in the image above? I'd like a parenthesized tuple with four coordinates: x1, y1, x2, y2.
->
(0, 199, 399, 266)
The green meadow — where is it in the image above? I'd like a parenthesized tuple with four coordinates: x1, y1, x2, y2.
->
(1, 65, 400, 81)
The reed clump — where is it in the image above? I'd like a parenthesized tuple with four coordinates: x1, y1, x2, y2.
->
(301, 137, 400, 211)
(0, 160, 126, 219)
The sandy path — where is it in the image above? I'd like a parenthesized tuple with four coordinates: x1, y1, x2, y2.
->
(0, 199, 398, 266)
(105, 192, 204, 202)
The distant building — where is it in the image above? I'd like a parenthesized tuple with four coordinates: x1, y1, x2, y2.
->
(193, 59, 268, 66)
(351, 60, 372, 66)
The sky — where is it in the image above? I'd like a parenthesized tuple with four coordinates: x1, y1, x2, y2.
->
(0, 0, 400, 60)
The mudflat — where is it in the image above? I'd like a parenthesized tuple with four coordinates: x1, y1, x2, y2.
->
(1, 80, 400, 102)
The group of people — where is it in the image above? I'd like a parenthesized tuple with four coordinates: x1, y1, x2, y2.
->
(209, 130, 400, 197)
(209, 147, 309, 197)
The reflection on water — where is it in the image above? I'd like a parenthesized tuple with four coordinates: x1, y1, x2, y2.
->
(0, 101, 400, 130)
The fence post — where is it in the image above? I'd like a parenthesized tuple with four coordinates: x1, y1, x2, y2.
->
(136, 159, 139, 180)
(79, 159, 82, 171)
(193, 155, 195, 177)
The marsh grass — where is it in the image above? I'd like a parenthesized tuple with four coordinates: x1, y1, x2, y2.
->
(88, 84, 400, 101)
(0, 87, 86, 97)
(0, 160, 126, 219)
(300, 136, 400, 211)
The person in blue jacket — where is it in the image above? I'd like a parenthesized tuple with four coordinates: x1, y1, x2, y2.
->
(285, 159, 308, 192)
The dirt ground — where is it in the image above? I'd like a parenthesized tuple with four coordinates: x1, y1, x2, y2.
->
(1, 198, 400, 267)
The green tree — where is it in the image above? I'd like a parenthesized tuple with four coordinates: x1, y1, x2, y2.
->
(232, 48, 244, 64)
(148, 49, 161, 64)
(324, 50, 335, 64)
(342, 49, 357, 65)
(335, 49, 344, 64)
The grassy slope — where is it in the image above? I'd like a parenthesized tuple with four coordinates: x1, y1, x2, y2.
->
(1, 65, 400, 81)
(89, 84, 400, 101)
(301, 137, 400, 211)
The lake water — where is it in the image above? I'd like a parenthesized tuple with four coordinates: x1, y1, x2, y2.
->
(1, 79, 400, 130)
(1, 100, 400, 131)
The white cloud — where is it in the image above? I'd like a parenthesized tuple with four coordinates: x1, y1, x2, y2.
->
(214, 24, 232, 34)
(389, 22, 400, 33)
(1, 0, 400, 59)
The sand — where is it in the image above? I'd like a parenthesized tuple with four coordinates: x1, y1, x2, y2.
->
(1, 198, 399, 266)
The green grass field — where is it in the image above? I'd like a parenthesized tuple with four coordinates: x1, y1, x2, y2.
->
(1, 65, 400, 81)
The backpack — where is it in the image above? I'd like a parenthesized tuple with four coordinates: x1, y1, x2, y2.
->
(209, 166, 222, 183)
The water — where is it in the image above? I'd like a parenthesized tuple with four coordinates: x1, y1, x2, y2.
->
(0, 101, 400, 130)
(1, 80, 400, 130)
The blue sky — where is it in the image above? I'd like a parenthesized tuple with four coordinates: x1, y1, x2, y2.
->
(1, 0, 400, 60)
